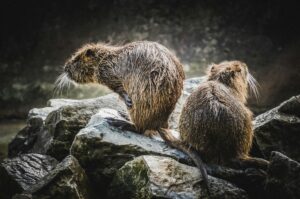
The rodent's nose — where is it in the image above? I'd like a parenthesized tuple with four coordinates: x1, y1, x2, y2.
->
(226, 67, 231, 71)
(233, 64, 242, 72)
(64, 63, 70, 72)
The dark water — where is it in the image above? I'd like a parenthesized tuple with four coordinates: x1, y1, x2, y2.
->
(0, 120, 26, 160)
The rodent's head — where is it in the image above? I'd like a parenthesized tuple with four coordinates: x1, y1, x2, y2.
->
(207, 61, 259, 102)
(64, 44, 99, 84)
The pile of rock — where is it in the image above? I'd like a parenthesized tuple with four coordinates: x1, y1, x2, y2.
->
(1, 77, 299, 199)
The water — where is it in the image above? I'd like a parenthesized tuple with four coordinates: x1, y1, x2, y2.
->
(0, 120, 26, 160)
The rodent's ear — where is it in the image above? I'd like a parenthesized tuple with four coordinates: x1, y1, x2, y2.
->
(209, 64, 216, 72)
(85, 49, 95, 57)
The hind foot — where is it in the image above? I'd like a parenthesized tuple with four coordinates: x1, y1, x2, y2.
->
(105, 117, 138, 133)
(230, 157, 269, 171)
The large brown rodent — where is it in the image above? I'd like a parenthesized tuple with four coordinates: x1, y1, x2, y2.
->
(57, 41, 209, 191)
(59, 41, 184, 132)
(179, 61, 269, 169)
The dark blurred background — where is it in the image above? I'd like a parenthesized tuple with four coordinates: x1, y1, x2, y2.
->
(0, 0, 299, 157)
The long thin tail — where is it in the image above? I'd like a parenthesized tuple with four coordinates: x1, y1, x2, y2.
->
(158, 128, 210, 194)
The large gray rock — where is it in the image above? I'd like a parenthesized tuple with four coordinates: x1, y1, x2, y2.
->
(0, 153, 58, 199)
(109, 155, 248, 199)
(9, 93, 127, 160)
(265, 151, 300, 199)
(8, 117, 44, 157)
(70, 108, 193, 196)
(254, 95, 300, 161)
(13, 155, 92, 199)
(8, 78, 204, 160)
(206, 164, 267, 199)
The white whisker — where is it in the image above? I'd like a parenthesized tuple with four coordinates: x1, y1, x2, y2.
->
(54, 73, 76, 97)
(247, 73, 260, 100)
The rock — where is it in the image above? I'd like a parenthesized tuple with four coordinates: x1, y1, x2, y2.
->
(8, 117, 44, 157)
(9, 93, 127, 160)
(265, 151, 300, 199)
(254, 95, 300, 161)
(70, 108, 192, 196)
(108, 155, 248, 199)
(0, 153, 58, 199)
(8, 78, 203, 160)
(14, 155, 92, 199)
(206, 164, 267, 199)
(8, 99, 68, 158)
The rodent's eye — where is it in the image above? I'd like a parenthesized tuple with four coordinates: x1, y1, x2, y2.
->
(210, 65, 216, 72)
(74, 56, 80, 62)
(85, 49, 95, 57)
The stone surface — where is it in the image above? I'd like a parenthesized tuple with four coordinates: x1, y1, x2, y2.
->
(8, 78, 202, 161)
(70, 108, 193, 196)
(8, 78, 298, 198)
(14, 155, 91, 199)
(9, 93, 127, 160)
(206, 164, 267, 199)
(109, 155, 248, 199)
(0, 153, 58, 199)
(8, 117, 44, 157)
(254, 95, 300, 161)
(265, 151, 300, 199)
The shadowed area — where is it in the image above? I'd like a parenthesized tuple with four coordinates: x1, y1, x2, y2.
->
(0, 0, 299, 159)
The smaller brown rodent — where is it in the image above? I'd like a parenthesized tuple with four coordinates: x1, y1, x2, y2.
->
(179, 61, 269, 169)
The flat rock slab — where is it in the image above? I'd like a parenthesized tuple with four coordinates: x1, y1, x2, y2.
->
(254, 95, 300, 161)
(0, 153, 58, 199)
(8, 78, 204, 161)
(14, 155, 91, 199)
(70, 108, 192, 195)
(109, 155, 248, 199)
(9, 93, 127, 160)
(265, 151, 300, 199)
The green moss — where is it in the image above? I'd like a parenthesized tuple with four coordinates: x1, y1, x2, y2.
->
(110, 158, 151, 199)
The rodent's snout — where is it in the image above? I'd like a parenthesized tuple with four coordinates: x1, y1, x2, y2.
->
(64, 62, 72, 73)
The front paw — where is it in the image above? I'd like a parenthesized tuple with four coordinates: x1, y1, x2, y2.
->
(124, 95, 133, 108)
(105, 117, 137, 133)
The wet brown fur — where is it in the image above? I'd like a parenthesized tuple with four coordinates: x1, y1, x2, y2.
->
(179, 61, 267, 167)
(63, 41, 185, 133)
(61, 42, 211, 192)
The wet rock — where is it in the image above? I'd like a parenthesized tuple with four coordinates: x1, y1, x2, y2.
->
(206, 164, 267, 199)
(8, 117, 44, 157)
(109, 155, 248, 199)
(43, 94, 126, 161)
(254, 95, 300, 161)
(13, 155, 91, 199)
(265, 151, 300, 199)
(0, 153, 58, 199)
(70, 108, 192, 196)
(8, 78, 203, 160)
(9, 93, 127, 160)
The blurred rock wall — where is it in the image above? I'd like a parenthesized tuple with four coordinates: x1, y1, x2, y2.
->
(0, 0, 299, 119)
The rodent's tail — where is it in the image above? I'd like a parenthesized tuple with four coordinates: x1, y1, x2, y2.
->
(157, 128, 210, 195)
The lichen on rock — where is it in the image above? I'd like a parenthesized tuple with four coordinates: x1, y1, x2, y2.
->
(109, 155, 248, 199)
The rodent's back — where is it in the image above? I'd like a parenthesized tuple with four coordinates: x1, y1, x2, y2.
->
(179, 81, 253, 164)
(118, 41, 185, 131)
